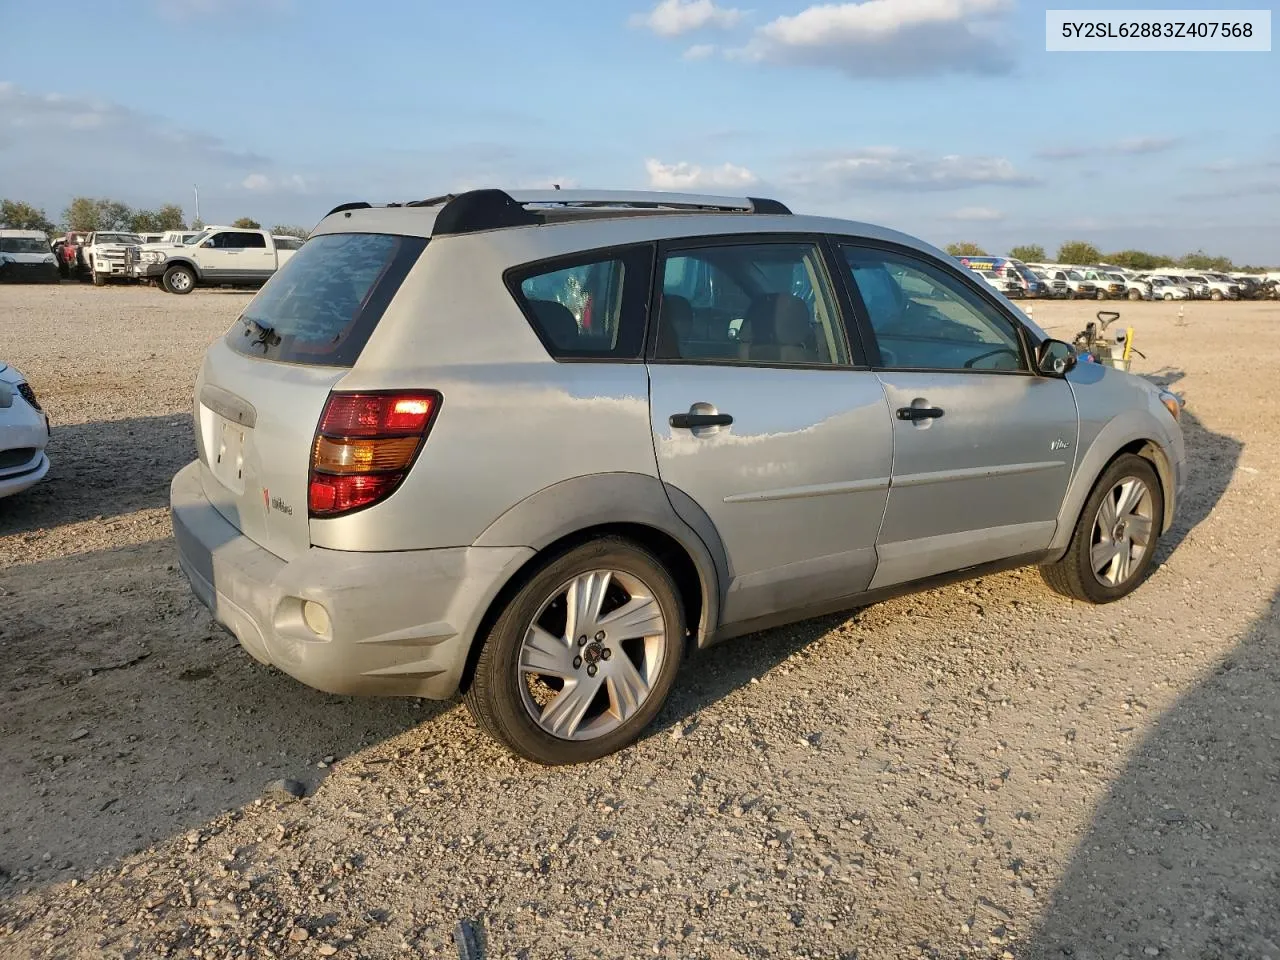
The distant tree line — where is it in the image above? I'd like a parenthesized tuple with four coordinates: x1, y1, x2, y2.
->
(945, 240, 1271, 273)
(0, 197, 307, 238)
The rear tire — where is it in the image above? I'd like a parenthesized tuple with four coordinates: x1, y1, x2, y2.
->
(1163, 293, 1174, 301)
(1210, 289, 1223, 301)
(163, 264, 196, 295)
(464, 537, 686, 765)
(1041, 453, 1163, 604)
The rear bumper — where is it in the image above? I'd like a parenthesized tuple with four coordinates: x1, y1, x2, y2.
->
(170, 461, 533, 699)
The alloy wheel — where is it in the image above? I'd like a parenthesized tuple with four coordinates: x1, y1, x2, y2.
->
(517, 569, 668, 741)
(1090, 477, 1155, 586)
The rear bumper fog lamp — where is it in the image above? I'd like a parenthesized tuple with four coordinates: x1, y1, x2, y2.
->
(302, 600, 332, 637)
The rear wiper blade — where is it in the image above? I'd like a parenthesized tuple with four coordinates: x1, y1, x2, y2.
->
(240, 315, 281, 350)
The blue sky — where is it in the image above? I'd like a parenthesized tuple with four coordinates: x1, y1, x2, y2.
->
(2, 0, 1277, 261)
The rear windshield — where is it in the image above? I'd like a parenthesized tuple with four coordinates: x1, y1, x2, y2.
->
(225, 232, 426, 366)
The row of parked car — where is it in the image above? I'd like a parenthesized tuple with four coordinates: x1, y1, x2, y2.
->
(0, 227, 303, 293)
(958, 255, 1279, 302)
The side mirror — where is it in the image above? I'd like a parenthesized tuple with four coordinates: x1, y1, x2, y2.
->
(202, 240, 215, 248)
(1037, 338, 1077, 377)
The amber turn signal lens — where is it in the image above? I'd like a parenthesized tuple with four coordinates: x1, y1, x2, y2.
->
(1158, 390, 1182, 421)
(312, 435, 420, 474)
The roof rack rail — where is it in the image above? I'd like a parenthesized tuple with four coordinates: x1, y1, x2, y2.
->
(428, 189, 792, 236)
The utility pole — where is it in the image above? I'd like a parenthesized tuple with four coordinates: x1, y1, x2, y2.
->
(193, 184, 201, 225)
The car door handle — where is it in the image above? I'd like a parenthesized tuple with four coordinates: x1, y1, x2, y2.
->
(670, 412, 733, 429)
(896, 406, 944, 421)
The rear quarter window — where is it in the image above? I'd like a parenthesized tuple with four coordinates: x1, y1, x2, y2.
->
(506, 245, 652, 360)
(225, 232, 427, 366)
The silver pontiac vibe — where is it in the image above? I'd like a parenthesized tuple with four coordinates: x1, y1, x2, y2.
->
(171, 189, 1187, 764)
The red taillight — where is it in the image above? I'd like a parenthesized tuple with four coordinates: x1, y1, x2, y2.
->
(318, 393, 435, 437)
(309, 391, 440, 517)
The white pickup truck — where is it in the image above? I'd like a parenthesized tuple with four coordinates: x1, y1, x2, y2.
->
(83, 231, 144, 285)
(136, 227, 302, 294)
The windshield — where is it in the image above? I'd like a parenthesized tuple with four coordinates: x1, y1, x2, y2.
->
(1016, 266, 1041, 282)
(0, 237, 49, 254)
(1108, 273, 1126, 281)
(96, 233, 141, 245)
(1185, 275, 1206, 283)
(184, 231, 209, 245)
(1066, 270, 1084, 280)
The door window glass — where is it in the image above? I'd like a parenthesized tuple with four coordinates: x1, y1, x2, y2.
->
(839, 246, 1026, 372)
(655, 242, 851, 365)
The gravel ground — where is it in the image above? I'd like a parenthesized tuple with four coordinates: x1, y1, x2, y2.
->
(1, 284, 1278, 960)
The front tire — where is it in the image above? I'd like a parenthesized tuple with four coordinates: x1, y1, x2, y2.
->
(1163, 293, 1174, 301)
(464, 537, 687, 765)
(1096, 290, 1108, 300)
(1210, 289, 1223, 301)
(91, 259, 105, 286)
(1127, 288, 1142, 301)
(163, 264, 196, 295)
(1041, 453, 1163, 604)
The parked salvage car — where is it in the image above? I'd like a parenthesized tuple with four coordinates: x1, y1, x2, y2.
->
(1148, 276, 1193, 300)
(0, 230, 60, 283)
(0, 361, 50, 500)
(82, 231, 143, 285)
(171, 188, 1187, 765)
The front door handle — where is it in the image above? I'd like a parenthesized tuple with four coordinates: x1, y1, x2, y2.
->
(670, 412, 733, 429)
(896, 406, 944, 421)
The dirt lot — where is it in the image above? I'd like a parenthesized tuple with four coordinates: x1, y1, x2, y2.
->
(1, 284, 1278, 960)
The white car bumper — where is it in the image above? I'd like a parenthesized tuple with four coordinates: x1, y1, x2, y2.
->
(0, 451, 50, 498)
(0, 380, 51, 499)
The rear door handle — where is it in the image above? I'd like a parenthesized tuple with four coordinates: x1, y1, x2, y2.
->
(670, 412, 733, 429)
(896, 406, 944, 421)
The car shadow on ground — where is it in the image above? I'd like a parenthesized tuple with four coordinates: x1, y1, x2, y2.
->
(1018, 584, 1280, 959)
(0, 391, 1240, 904)
(657, 401, 1238, 736)
(0, 414, 194, 537)
(0, 540, 440, 898)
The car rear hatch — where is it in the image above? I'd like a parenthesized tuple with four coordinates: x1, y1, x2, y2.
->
(192, 231, 428, 562)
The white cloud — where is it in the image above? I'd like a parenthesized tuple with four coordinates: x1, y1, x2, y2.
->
(735, 0, 1014, 76)
(792, 147, 1037, 191)
(946, 206, 1004, 221)
(645, 158, 759, 191)
(630, 0, 743, 37)
(240, 172, 309, 192)
(1036, 136, 1182, 161)
(152, 0, 294, 19)
(684, 43, 719, 60)
(1115, 136, 1180, 155)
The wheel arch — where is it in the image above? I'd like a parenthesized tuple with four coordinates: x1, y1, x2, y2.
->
(1049, 418, 1179, 558)
(164, 258, 202, 280)
(460, 473, 727, 693)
